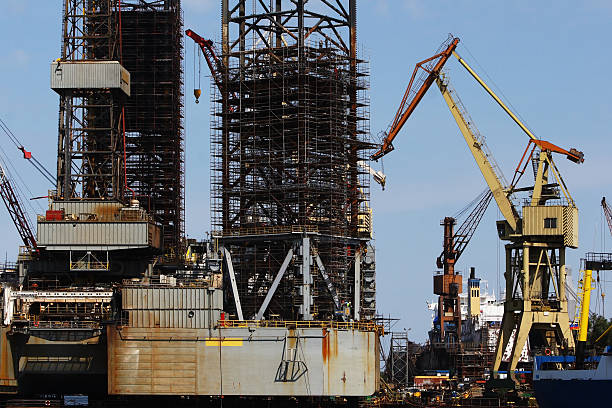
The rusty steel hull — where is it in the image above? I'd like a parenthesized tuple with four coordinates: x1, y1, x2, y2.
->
(0, 327, 17, 393)
(108, 326, 379, 396)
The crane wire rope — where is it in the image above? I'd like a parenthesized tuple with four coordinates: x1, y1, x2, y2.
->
(0, 118, 55, 185)
(0, 143, 41, 223)
(452, 188, 490, 220)
(461, 42, 539, 141)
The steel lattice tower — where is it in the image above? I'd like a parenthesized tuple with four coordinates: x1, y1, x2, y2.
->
(212, 0, 376, 321)
(56, 0, 124, 200)
(55, 0, 185, 259)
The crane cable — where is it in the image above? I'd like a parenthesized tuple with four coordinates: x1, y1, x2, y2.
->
(452, 188, 490, 220)
(461, 43, 538, 140)
(0, 117, 55, 185)
(0, 142, 42, 222)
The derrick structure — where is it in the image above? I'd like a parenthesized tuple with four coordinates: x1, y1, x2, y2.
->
(120, 0, 185, 261)
(211, 0, 376, 321)
(55, 0, 184, 260)
(56, 0, 124, 200)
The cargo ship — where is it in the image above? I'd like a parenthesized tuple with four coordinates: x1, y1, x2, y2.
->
(534, 263, 612, 408)
(533, 348, 611, 408)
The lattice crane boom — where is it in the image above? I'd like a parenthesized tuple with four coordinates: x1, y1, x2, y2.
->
(371, 36, 459, 161)
(185, 29, 229, 98)
(0, 165, 36, 251)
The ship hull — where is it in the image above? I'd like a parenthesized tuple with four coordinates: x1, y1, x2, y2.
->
(534, 379, 612, 408)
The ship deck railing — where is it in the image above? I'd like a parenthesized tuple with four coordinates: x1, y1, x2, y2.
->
(217, 319, 384, 334)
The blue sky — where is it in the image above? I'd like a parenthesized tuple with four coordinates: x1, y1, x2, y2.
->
(1, 1, 611, 341)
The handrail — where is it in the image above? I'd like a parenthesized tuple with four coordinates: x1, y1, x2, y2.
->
(217, 319, 384, 334)
(213, 225, 319, 237)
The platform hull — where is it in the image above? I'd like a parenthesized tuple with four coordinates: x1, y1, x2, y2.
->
(108, 326, 379, 396)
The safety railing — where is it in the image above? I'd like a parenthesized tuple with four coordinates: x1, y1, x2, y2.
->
(19, 320, 104, 329)
(121, 276, 214, 288)
(69, 260, 109, 271)
(217, 319, 384, 334)
(212, 225, 319, 237)
(37, 209, 152, 223)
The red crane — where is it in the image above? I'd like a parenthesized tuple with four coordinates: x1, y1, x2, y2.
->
(185, 29, 236, 104)
(371, 36, 459, 160)
(433, 189, 492, 344)
(0, 165, 37, 251)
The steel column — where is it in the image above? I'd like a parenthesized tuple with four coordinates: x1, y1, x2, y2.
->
(301, 237, 312, 320)
(354, 250, 361, 321)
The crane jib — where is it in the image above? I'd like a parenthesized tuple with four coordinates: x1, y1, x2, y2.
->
(371, 36, 459, 161)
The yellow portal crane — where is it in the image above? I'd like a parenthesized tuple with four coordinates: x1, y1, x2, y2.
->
(435, 71, 583, 381)
(374, 36, 585, 379)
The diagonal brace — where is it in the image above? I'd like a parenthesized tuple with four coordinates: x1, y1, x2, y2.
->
(314, 254, 342, 314)
(223, 247, 244, 320)
(255, 248, 294, 320)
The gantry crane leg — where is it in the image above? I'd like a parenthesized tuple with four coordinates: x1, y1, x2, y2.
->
(493, 243, 575, 380)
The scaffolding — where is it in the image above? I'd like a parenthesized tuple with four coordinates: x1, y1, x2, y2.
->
(456, 344, 495, 380)
(384, 332, 421, 388)
(120, 0, 185, 260)
(212, 1, 375, 321)
(54, 1, 185, 261)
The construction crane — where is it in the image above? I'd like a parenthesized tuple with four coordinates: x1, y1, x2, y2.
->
(185, 29, 235, 104)
(436, 74, 584, 380)
(572, 266, 593, 369)
(371, 36, 459, 161)
(375, 35, 584, 380)
(433, 190, 493, 345)
(0, 164, 37, 252)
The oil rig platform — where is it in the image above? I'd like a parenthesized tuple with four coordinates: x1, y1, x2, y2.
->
(0, 0, 381, 403)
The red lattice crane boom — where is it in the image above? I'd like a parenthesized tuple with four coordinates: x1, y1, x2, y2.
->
(0, 165, 36, 251)
(371, 36, 459, 161)
(185, 29, 228, 97)
(436, 190, 493, 270)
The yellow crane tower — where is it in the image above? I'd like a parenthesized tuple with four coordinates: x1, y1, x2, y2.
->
(373, 36, 585, 381)
(435, 65, 583, 380)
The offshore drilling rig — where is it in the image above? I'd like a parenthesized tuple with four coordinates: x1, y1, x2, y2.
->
(0, 0, 380, 403)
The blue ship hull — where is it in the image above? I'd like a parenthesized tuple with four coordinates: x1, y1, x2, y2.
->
(534, 379, 612, 408)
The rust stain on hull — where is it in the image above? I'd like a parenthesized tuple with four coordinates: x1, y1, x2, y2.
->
(321, 328, 329, 363)
(0, 328, 17, 392)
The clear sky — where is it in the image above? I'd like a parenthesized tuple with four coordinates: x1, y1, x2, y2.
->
(0, 1, 611, 341)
